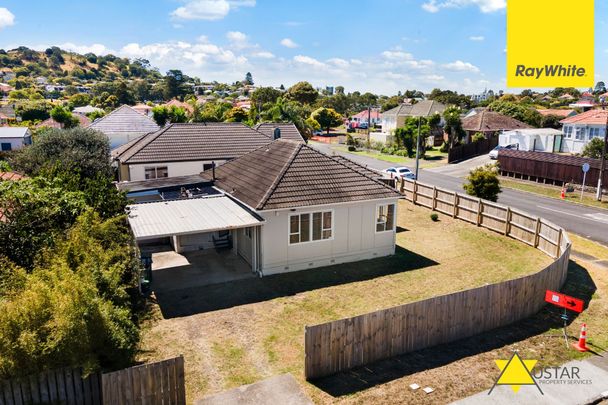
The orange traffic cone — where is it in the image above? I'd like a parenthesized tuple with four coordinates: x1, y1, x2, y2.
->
(572, 323, 589, 352)
(561, 187, 566, 200)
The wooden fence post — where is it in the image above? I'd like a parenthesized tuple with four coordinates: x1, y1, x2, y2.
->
(534, 217, 541, 248)
(412, 181, 418, 205)
(556, 229, 563, 258)
(476, 199, 483, 226)
(432, 186, 437, 210)
(399, 178, 404, 194)
(505, 207, 511, 236)
(453, 193, 459, 218)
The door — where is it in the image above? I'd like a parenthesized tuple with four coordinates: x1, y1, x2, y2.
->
(553, 135, 563, 153)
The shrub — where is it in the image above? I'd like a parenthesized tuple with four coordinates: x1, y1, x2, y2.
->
(348, 145, 357, 152)
(394, 149, 408, 157)
(440, 141, 449, 153)
(463, 163, 502, 202)
(472, 132, 485, 142)
(430, 213, 439, 222)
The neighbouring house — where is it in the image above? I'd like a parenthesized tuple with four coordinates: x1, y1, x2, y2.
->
(470, 89, 494, 103)
(499, 128, 564, 153)
(72, 105, 104, 116)
(162, 99, 194, 115)
(463, 107, 487, 119)
(536, 109, 577, 119)
(112, 122, 281, 182)
(461, 110, 531, 141)
(253, 122, 306, 142)
(380, 100, 447, 134)
(559, 109, 608, 154)
(37, 114, 91, 129)
(0, 83, 13, 96)
(351, 109, 381, 127)
(558, 93, 575, 101)
(87, 105, 160, 149)
(0, 127, 32, 151)
(0, 104, 17, 125)
(125, 139, 401, 276)
(131, 103, 154, 117)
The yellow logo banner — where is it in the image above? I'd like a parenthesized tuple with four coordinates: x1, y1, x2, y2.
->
(507, 0, 594, 88)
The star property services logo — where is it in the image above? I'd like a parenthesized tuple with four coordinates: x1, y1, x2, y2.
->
(488, 352, 543, 395)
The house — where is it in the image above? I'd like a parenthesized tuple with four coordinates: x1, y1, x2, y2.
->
(463, 107, 487, 119)
(87, 105, 160, 149)
(35, 77, 48, 85)
(559, 109, 608, 154)
(131, 104, 154, 117)
(112, 122, 276, 182)
(37, 114, 91, 129)
(0, 104, 17, 125)
(162, 99, 194, 115)
(536, 109, 577, 119)
(253, 122, 305, 142)
(0, 127, 32, 151)
(380, 100, 447, 134)
(499, 128, 564, 153)
(351, 109, 381, 127)
(558, 93, 576, 101)
(72, 105, 104, 116)
(470, 89, 494, 103)
(0, 83, 13, 96)
(461, 110, 531, 140)
(126, 139, 401, 276)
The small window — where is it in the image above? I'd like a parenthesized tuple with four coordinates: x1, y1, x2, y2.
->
(203, 163, 214, 171)
(564, 126, 573, 138)
(144, 166, 169, 180)
(575, 127, 585, 140)
(589, 128, 601, 139)
(289, 211, 332, 244)
(0, 143, 11, 151)
(376, 204, 395, 232)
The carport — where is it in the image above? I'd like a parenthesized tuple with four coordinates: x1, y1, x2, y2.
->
(127, 195, 264, 274)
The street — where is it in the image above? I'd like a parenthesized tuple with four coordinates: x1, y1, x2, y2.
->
(310, 142, 608, 245)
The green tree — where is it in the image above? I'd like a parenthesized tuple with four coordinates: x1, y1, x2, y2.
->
(223, 107, 248, 122)
(285, 81, 318, 105)
(69, 93, 91, 107)
(443, 106, 465, 148)
(540, 114, 563, 129)
(488, 100, 541, 127)
(163, 70, 188, 100)
(244, 72, 254, 86)
(463, 164, 502, 202)
(251, 87, 281, 107)
(50, 105, 79, 128)
(394, 117, 430, 158)
(152, 105, 188, 126)
(594, 81, 606, 94)
(581, 138, 607, 159)
(472, 132, 485, 142)
(311, 107, 343, 134)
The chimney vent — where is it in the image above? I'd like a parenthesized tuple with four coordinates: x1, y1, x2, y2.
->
(273, 128, 281, 140)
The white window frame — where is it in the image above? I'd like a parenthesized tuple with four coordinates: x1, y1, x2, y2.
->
(589, 127, 601, 139)
(288, 210, 334, 245)
(376, 203, 396, 233)
(144, 166, 168, 180)
(575, 127, 585, 140)
(564, 126, 573, 138)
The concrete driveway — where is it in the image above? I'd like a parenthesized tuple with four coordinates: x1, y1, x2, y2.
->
(427, 154, 493, 177)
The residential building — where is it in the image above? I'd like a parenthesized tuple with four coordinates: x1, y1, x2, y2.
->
(0, 104, 17, 125)
(351, 109, 381, 126)
(380, 100, 447, 134)
(37, 114, 91, 129)
(499, 128, 563, 153)
(560, 109, 608, 154)
(0, 83, 13, 96)
(253, 123, 305, 142)
(470, 89, 494, 103)
(112, 122, 298, 182)
(536, 109, 577, 119)
(461, 110, 530, 140)
(73, 105, 104, 115)
(162, 99, 194, 115)
(131, 104, 154, 117)
(0, 127, 32, 151)
(125, 139, 401, 276)
(87, 105, 160, 149)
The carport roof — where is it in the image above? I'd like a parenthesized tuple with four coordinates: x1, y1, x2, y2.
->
(127, 195, 263, 240)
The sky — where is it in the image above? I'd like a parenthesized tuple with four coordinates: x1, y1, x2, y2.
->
(0, 0, 606, 95)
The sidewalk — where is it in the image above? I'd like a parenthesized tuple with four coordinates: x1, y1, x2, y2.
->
(451, 354, 608, 405)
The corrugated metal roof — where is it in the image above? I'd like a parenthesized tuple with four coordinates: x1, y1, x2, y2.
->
(127, 195, 263, 240)
(0, 127, 29, 138)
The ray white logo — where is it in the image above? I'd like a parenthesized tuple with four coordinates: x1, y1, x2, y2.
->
(515, 65, 587, 80)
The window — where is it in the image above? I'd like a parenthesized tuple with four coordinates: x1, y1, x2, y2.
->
(376, 204, 395, 232)
(564, 126, 573, 138)
(289, 211, 332, 244)
(0, 143, 11, 151)
(203, 163, 214, 171)
(144, 166, 168, 180)
(245, 227, 251, 238)
(589, 127, 601, 139)
(575, 127, 585, 140)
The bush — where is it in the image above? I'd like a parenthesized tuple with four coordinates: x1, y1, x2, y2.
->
(348, 145, 357, 152)
(430, 213, 439, 222)
(394, 149, 409, 157)
(581, 138, 606, 160)
(472, 132, 485, 142)
(463, 163, 502, 202)
(440, 141, 449, 153)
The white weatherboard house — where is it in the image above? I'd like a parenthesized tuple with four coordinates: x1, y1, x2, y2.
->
(0, 127, 32, 151)
(499, 128, 564, 153)
(112, 122, 304, 182)
(126, 139, 401, 276)
(559, 109, 608, 154)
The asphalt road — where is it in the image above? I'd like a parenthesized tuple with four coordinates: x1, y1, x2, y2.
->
(310, 142, 608, 246)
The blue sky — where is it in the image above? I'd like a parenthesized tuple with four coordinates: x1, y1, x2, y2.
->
(0, 0, 606, 95)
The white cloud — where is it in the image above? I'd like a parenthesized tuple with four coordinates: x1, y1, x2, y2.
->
(381, 50, 414, 60)
(59, 42, 113, 55)
(226, 31, 247, 43)
(422, 0, 505, 13)
(293, 55, 325, 68)
(171, 0, 255, 21)
(327, 58, 350, 68)
(280, 38, 298, 48)
(422, 74, 445, 81)
(442, 60, 480, 73)
(250, 51, 275, 59)
(469, 35, 485, 41)
(0, 8, 15, 30)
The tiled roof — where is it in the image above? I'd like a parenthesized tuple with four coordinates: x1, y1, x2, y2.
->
(87, 105, 160, 135)
(162, 99, 194, 114)
(254, 122, 305, 142)
(0, 171, 27, 181)
(461, 110, 531, 132)
(560, 109, 608, 125)
(37, 114, 91, 128)
(381, 100, 447, 118)
(352, 109, 381, 120)
(201, 139, 400, 210)
(114, 122, 273, 164)
(536, 109, 576, 118)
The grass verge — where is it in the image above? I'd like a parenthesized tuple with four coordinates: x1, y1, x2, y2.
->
(334, 146, 447, 168)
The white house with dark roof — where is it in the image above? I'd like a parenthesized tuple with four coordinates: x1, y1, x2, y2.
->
(125, 139, 401, 277)
(87, 105, 160, 149)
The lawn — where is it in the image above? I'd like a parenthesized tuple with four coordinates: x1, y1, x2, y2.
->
(334, 146, 448, 169)
(138, 200, 552, 403)
(501, 178, 608, 210)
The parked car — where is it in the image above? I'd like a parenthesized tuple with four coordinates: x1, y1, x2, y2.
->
(489, 144, 518, 159)
(382, 166, 416, 180)
(312, 129, 324, 136)
(358, 122, 368, 130)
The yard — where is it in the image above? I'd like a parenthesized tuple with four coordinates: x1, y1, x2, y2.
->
(138, 199, 560, 404)
(334, 146, 447, 169)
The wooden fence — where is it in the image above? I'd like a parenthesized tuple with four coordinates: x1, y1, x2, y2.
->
(0, 357, 185, 405)
(448, 137, 498, 163)
(304, 179, 571, 380)
(0, 368, 101, 405)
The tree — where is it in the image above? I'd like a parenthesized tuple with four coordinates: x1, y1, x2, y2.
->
(193, 101, 233, 122)
(163, 70, 188, 100)
(394, 117, 430, 158)
(285, 81, 318, 105)
(251, 87, 281, 107)
(152, 105, 188, 126)
(244, 72, 254, 86)
(443, 106, 465, 148)
(581, 138, 607, 160)
(540, 114, 563, 129)
(472, 132, 485, 142)
(594, 81, 606, 94)
(223, 107, 248, 122)
(488, 100, 541, 127)
(69, 93, 91, 107)
(50, 105, 79, 128)
(463, 164, 502, 202)
(311, 107, 342, 134)
(335, 86, 345, 95)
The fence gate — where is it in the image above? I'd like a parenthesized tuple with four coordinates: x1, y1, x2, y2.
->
(101, 356, 186, 405)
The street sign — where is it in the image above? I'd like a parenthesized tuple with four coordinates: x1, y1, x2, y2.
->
(581, 163, 590, 200)
(582, 163, 590, 173)
(545, 290, 584, 313)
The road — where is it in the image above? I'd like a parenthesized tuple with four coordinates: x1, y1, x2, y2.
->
(310, 142, 608, 245)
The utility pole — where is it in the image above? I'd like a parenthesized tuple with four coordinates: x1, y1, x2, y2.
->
(597, 113, 608, 201)
(367, 106, 371, 147)
(415, 116, 422, 180)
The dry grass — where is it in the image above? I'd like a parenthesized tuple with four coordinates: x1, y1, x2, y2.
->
(138, 200, 558, 404)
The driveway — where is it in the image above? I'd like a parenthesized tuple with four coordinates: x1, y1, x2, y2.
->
(309, 142, 608, 245)
(427, 154, 493, 177)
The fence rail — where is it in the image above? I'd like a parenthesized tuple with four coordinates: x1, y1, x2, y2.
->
(304, 179, 571, 380)
(448, 137, 498, 163)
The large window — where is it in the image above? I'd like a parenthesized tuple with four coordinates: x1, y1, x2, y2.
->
(575, 127, 585, 140)
(564, 126, 573, 138)
(289, 211, 332, 244)
(0, 143, 11, 151)
(144, 166, 168, 180)
(376, 204, 395, 232)
(589, 127, 601, 139)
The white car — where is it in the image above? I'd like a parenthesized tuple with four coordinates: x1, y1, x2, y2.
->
(382, 167, 416, 180)
(489, 144, 518, 159)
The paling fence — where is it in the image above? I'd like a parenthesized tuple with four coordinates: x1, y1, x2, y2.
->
(304, 179, 571, 380)
(448, 137, 498, 163)
(0, 357, 185, 405)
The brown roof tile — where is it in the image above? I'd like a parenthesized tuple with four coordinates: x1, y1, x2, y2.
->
(202, 139, 400, 210)
(254, 122, 305, 142)
(462, 110, 531, 132)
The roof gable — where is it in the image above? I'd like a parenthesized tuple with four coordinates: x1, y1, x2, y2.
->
(253, 122, 305, 142)
(461, 110, 531, 132)
(88, 105, 160, 135)
(560, 109, 608, 125)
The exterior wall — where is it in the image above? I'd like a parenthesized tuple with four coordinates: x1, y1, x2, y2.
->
(127, 160, 227, 181)
(562, 124, 606, 154)
(381, 116, 406, 134)
(236, 227, 253, 265)
(0, 134, 31, 151)
(369, 132, 394, 145)
(499, 133, 555, 152)
(258, 198, 399, 276)
(174, 232, 215, 253)
(107, 132, 151, 149)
